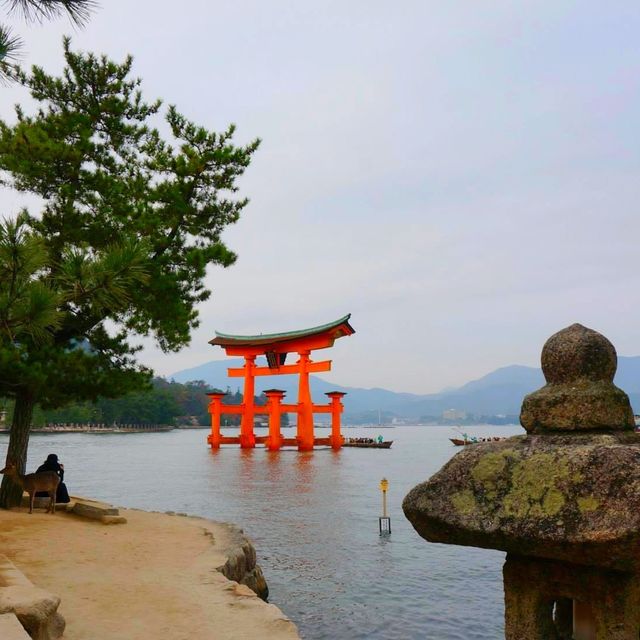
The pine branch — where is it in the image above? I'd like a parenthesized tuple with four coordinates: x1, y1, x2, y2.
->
(5, 0, 96, 25)
(0, 25, 22, 81)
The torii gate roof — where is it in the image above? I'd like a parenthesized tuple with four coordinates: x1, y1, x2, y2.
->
(209, 314, 355, 352)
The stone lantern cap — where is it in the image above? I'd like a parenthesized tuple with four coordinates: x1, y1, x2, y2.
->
(403, 324, 640, 571)
(521, 323, 634, 433)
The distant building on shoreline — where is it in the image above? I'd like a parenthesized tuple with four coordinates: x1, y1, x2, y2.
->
(442, 408, 467, 421)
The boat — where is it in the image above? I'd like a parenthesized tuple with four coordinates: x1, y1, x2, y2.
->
(343, 439, 393, 449)
(450, 436, 507, 446)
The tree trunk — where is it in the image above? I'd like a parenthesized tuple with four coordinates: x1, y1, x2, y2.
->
(0, 390, 35, 509)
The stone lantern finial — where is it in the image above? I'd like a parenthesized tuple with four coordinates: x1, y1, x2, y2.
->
(520, 323, 634, 433)
(541, 323, 616, 383)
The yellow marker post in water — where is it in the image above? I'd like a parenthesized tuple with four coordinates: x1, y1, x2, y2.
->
(379, 477, 391, 535)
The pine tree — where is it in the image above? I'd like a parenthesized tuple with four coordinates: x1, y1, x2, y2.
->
(0, 40, 259, 506)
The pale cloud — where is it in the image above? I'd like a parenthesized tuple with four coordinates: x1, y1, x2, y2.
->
(1, 1, 639, 393)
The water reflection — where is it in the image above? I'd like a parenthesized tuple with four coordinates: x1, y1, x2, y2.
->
(237, 448, 257, 488)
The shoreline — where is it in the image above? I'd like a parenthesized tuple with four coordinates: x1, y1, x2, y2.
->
(0, 504, 300, 639)
(0, 422, 522, 435)
(0, 427, 175, 434)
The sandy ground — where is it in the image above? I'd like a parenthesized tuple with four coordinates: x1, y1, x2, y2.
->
(0, 505, 300, 640)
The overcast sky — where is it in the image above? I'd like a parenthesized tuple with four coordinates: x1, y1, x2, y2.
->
(1, 1, 639, 394)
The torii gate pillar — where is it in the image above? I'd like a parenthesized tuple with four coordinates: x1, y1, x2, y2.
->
(206, 391, 225, 449)
(264, 389, 285, 451)
(326, 392, 347, 450)
(239, 355, 257, 448)
(297, 351, 314, 451)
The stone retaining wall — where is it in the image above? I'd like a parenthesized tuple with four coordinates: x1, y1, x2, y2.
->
(205, 521, 270, 600)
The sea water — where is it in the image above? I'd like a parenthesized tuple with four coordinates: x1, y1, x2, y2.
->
(1, 424, 524, 639)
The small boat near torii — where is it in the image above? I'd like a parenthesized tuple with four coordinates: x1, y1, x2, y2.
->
(343, 438, 393, 449)
(449, 436, 507, 446)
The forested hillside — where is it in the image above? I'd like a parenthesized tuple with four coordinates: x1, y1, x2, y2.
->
(1, 380, 273, 428)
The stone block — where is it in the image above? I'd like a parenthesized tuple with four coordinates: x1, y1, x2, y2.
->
(0, 555, 65, 640)
(0, 613, 31, 639)
(70, 498, 119, 521)
(0, 613, 30, 640)
(0, 586, 65, 640)
(503, 554, 640, 640)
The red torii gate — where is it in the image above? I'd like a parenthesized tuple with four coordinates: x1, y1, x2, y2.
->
(207, 314, 355, 451)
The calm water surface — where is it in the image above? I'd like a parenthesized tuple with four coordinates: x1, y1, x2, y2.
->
(1, 425, 524, 639)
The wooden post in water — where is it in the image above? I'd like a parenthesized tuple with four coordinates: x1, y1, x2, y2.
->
(379, 477, 391, 535)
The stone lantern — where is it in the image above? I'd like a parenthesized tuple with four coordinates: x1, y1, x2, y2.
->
(403, 324, 640, 640)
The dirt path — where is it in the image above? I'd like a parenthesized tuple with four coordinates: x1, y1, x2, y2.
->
(0, 506, 300, 640)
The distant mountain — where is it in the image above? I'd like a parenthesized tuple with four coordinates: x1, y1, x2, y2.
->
(169, 358, 423, 414)
(169, 356, 640, 419)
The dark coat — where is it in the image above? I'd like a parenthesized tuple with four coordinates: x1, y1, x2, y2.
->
(35, 459, 70, 503)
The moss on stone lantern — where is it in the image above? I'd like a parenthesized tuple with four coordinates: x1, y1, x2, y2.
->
(403, 324, 640, 639)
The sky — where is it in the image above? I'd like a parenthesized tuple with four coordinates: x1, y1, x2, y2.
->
(1, 1, 639, 394)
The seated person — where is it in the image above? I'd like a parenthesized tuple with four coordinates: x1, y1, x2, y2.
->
(35, 453, 70, 503)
